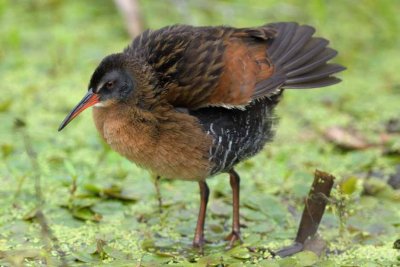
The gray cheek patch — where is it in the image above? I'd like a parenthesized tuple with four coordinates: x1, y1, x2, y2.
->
(95, 82, 105, 94)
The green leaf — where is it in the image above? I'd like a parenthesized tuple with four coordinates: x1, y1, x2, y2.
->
(196, 253, 225, 265)
(103, 184, 139, 201)
(0, 99, 12, 113)
(228, 246, 251, 260)
(140, 253, 172, 265)
(316, 260, 336, 267)
(256, 260, 280, 267)
(277, 257, 301, 267)
(70, 251, 99, 263)
(293, 250, 319, 266)
(22, 207, 38, 221)
(1, 143, 14, 158)
(394, 239, 400, 249)
(63, 160, 77, 176)
(71, 206, 102, 222)
(141, 238, 156, 251)
(84, 183, 102, 195)
(340, 176, 358, 195)
(209, 199, 230, 217)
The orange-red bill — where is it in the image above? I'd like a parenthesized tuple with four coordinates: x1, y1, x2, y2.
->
(58, 89, 99, 131)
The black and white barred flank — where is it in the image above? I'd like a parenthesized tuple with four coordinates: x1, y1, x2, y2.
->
(191, 93, 281, 175)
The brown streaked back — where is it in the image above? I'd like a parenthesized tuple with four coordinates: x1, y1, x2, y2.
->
(124, 23, 344, 110)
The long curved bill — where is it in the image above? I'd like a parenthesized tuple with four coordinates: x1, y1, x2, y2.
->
(58, 89, 99, 131)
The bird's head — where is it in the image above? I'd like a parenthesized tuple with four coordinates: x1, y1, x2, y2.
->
(58, 53, 139, 131)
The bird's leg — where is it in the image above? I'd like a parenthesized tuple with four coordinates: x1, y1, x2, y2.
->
(193, 180, 209, 249)
(225, 169, 242, 248)
(153, 175, 163, 214)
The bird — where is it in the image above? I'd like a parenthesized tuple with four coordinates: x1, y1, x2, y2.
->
(58, 22, 345, 249)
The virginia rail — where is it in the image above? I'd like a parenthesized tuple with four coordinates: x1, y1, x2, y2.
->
(59, 22, 345, 248)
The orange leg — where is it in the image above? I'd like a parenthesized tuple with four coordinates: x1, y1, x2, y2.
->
(193, 181, 209, 249)
(225, 169, 242, 248)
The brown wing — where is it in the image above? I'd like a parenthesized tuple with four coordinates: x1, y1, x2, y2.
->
(204, 31, 276, 107)
(164, 26, 277, 109)
(126, 23, 344, 110)
(125, 25, 276, 109)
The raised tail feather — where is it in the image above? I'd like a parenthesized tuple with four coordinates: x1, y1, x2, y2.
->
(254, 22, 345, 97)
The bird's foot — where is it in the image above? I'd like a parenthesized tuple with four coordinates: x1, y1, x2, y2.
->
(271, 242, 303, 258)
(192, 236, 205, 252)
(224, 230, 242, 249)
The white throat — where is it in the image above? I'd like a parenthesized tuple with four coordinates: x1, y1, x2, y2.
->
(94, 102, 106, 108)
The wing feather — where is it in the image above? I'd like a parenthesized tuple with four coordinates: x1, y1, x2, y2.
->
(125, 23, 344, 110)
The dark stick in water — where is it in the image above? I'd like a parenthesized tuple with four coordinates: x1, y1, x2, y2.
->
(274, 169, 335, 257)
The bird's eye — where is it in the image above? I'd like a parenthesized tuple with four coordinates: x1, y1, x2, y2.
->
(105, 81, 115, 89)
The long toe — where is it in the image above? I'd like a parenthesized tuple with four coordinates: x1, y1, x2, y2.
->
(193, 235, 205, 249)
(225, 231, 242, 249)
(192, 238, 206, 255)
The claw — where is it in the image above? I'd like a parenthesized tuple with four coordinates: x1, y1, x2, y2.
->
(192, 236, 205, 254)
(225, 230, 242, 249)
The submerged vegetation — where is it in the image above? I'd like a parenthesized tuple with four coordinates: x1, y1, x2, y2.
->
(0, 0, 399, 266)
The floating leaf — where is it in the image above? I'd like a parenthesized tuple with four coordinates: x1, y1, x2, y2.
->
(196, 253, 224, 265)
(95, 239, 108, 260)
(388, 165, 400, 189)
(13, 118, 26, 129)
(250, 223, 274, 234)
(228, 246, 251, 260)
(208, 223, 224, 234)
(63, 160, 77, 176)
(153, 250, 176, 258)
(364, 178, 400, 200)
(386, 118, 400, 133)
(0, 249, 43, 266)
(141, 238, 156, 251)
(22, 207, 38, 221)
(303, 236, 327, 257)
(394, 239, 400, 250)
(84, 183, 102, 195)
(276, 257, 300, 267)
(70, 251, 98, 263)
(340, 176, 358, 195)
(103, 184, 139, 201)
(66, 197, 99, 209)
(209, 200, 230, 217)
(256, 260, 280, 267)
(92, 200, 125, 218)
(71, 207, 102, 222)
(241, 208, 268, 222)
(1, 143, 14, 158)
(140, 253, 172, 265)
(0, 99, 12, 112)
(317, 260, 336, 267)
(83, 183, 139, 201)
(80, 243, 98, 255)
(323, 126, 371, 150)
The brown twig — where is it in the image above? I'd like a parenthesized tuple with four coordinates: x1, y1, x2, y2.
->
(114, 0, 144, 38)
(34, 210, 68, 266)
(16, 119, 68, 267)
(153, 175, 163, 214)
(274, 170, 335, 257)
